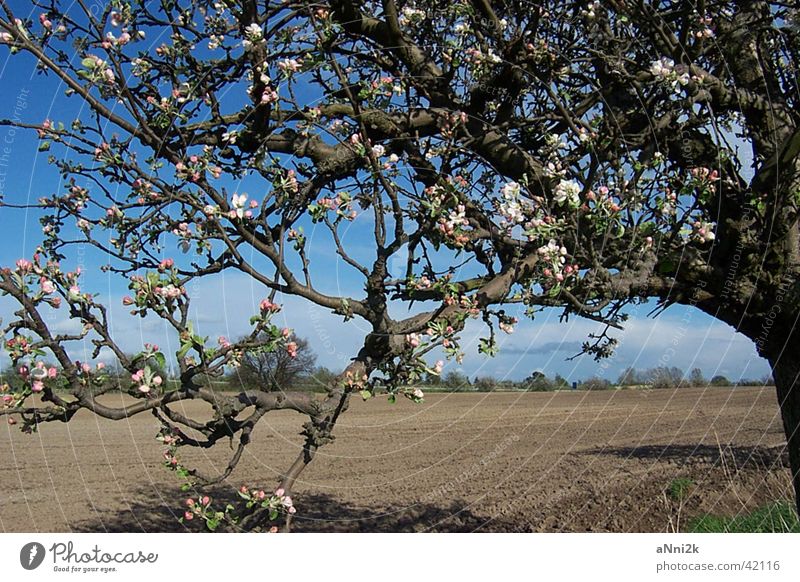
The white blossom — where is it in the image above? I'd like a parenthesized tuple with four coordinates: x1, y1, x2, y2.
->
(231, 193, 248, 218)
(553, 179, 581, 207)
(399, 7, 426, 26)
(650, 57, 675, 79)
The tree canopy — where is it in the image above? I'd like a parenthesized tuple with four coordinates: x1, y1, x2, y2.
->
(1, 0, 799, 526)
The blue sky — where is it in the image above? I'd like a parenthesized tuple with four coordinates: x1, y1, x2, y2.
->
(0, 10, 772, 383)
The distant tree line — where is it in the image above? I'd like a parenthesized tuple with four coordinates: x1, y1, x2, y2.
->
(615, 367, 773, 390)
(1, 343, 775, 395)
(414, 366, 774, 393)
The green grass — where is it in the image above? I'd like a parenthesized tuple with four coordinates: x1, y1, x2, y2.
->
(688, 501, 800, 533)
(667, 477, 694, 502)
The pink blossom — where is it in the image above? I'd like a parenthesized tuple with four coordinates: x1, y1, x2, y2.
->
(156, 285, 182, 299)
(201, 496, 210, 506)
(281, 328, 291, 337)
(183, 511, 194, 521)
(131, 370, 145, 383)
(40, 278, 56, 294)
(15, 258, 33, 273)
(259, 298, 280, 313)
(275, 488, 285, 497)
(185, 498, 195, 507)
(31, 380, 44, 393)
(286, 342, 298, 358)
(47, 367, 58, 379)
(261, 87, 278, 103)
(153, 376, 163, 386)
(159, 258, 174, 271)
(7, 417, 16, 426)
(277, 58, 302, 73)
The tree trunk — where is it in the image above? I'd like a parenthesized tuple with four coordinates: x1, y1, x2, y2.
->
(767, 343, 800, 517)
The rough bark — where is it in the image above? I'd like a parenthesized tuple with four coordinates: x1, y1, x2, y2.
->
(767, 332, 800, 516)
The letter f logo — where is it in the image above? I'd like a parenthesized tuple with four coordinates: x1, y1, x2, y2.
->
(20, 542, 46, 570)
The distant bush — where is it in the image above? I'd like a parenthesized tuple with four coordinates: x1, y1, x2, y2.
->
(736, 375, 774, 387)
(523, 371, 554, 392)
(644, 366, 685, 389)
(710, 375, 732, 387)
(553, 373, 570, 389)
(617, 367, 640, 386)
(689, 368, 706, 386)
(473, 376, 497, 392)
(442, 371, 472, 391)
(581, 376, 612, 391)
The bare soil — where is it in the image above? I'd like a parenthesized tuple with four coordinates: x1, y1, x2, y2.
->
(0, 387, 793, 532)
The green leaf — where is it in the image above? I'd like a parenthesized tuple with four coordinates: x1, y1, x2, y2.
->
(152, 351, 167, 370)
(176, 341, 192, 359)
(359, 390, 372, 401)
(38, 141, 51, 152)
